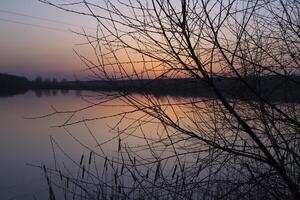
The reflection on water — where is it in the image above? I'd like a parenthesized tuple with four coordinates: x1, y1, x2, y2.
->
(0, 89, 218, 199)
(0, 90, 192, 199)
(33, 89, 71, 97)
(0, 90, 187, 199)
(0, 89, 72, 98)
(1, 90, 298, 199)
(0, 91, 132, 199)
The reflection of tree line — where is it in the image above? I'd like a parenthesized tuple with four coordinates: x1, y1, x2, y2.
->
(33, 88, 84, 97)
(33, 88, 71, 97)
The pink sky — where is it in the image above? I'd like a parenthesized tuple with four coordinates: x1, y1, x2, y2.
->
(0, 0, 97, 80)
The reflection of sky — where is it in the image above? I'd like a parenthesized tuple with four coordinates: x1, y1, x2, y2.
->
(0, 91, 166, 199)
(0, 91, 125, 199)
(0, 0, 97, 80)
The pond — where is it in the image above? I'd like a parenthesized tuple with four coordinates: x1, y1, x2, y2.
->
(1, 90, 298, 199)
(0, 91, 139, 199)
(0, 90, 192, 199)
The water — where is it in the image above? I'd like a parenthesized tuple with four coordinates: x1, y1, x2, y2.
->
(2, 90, 295, 199)
(0, 90, 141, 199)
(0, 89, 202, 199)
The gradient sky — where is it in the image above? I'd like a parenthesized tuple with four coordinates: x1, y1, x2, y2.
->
(0, 0, 97, 80)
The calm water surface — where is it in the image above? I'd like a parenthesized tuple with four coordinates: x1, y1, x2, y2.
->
(0, 91, 147, 199)
(2, 90, 287, 199)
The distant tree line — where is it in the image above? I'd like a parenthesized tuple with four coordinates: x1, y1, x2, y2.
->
(1, 73, 300, 101)
(0, 73, 30, 88)
(32, 76, 69, 89)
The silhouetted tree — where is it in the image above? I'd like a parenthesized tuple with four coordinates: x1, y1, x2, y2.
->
(40, 0, 300, 199)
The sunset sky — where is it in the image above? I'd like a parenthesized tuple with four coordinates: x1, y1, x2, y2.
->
(0, 0, 97, 80)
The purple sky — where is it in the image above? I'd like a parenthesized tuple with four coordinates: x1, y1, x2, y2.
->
(0, 0, 97, 80)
